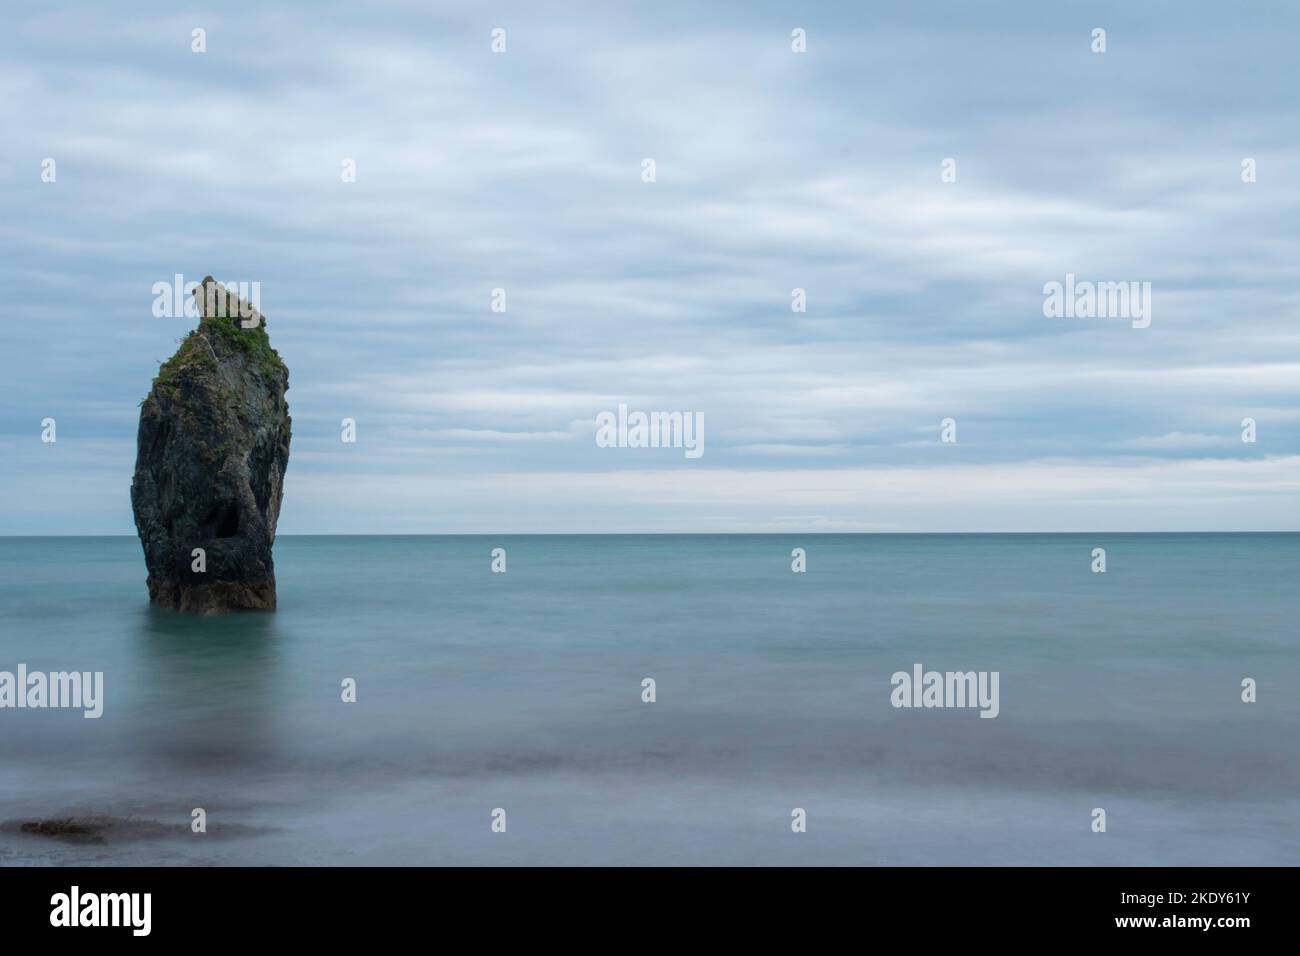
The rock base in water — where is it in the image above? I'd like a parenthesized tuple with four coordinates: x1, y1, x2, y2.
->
(146, 577, 277, 613)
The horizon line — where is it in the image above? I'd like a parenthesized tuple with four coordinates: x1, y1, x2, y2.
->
(3, 530, 1298, 538)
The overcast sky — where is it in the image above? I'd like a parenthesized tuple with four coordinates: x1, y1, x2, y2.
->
(2, 0, 1298, 533)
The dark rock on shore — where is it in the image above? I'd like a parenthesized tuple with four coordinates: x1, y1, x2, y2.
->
(131, 277, 291, 612)
(15, 818, 108, 843)
(3, 815, 270, 843)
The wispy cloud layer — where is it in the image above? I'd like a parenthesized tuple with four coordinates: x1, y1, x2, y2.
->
(2, 1, 1297, 532)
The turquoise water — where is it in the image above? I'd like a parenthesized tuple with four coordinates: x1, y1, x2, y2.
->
(1, 533, 1297, 865)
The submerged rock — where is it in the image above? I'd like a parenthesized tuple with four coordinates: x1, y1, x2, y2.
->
(15, 818, 107, 843)
(131, 277, 291, 612)
(3, 814, 268, 843)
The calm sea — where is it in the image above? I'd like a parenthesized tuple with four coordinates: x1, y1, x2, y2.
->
(1, 533, 1296, 865)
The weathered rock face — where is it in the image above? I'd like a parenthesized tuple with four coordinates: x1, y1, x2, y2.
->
(131, 277, 291, 612)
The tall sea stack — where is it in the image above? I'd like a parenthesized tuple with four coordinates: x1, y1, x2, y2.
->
(131, 277, 291, 612)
